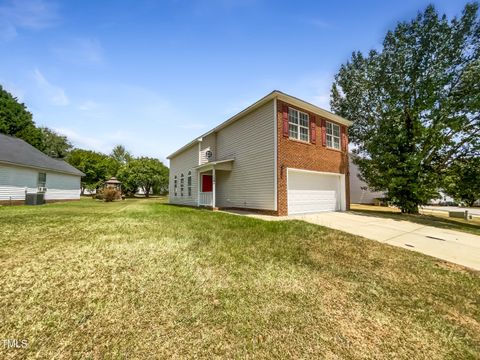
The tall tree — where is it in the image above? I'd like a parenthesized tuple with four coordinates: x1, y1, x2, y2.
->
(117, 157, 168, 197)
(38, 127, 73, 158)
(443, 157, 480, 207)
(111, 144, 132, 164)
(0, 85, 43, 148)
(110, 144, 132, 176)
(331, 3, 480, 213)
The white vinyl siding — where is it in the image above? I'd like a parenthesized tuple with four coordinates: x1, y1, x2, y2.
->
(0, 164, 81, 201)
(199, 133, 216, 164)
(169, 144, 198, 206)
(349, 158, 385, 204)
(44, 172, 81, 200)
(215, 100, 275, 210)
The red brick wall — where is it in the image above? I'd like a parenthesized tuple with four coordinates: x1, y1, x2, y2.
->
(276, 99, 350, 215)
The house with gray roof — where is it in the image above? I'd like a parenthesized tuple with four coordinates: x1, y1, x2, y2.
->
(0, 133, 84, 204)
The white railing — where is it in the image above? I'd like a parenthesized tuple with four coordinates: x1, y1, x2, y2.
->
(199, 192, 213, 206)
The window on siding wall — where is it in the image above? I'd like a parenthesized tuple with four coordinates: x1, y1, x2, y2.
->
(37, 172, 46, 188)
(174, 176, 177, 196)
(326, 122, 341, 149)
(180, 174, 184, 196)
(288, 108, 309, 142)
(187, 171, 192, 197)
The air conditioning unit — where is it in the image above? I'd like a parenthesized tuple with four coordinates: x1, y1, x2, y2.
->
(25, 192, 45, 205)
(38, 187, 47, 193)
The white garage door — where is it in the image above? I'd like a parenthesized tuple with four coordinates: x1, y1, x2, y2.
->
(287, 169, 343, 215)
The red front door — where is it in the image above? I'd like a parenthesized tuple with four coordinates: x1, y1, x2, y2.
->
(202, 175, 213, 192)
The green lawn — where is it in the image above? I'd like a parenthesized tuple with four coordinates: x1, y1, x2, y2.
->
(1, 199, 479, 359)
(350, 204, 480, 236)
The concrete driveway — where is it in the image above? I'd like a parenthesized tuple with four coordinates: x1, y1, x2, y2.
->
(239, 210, 480, 271)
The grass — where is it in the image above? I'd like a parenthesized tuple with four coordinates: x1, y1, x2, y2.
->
(1, 199, 479, 359)
(350, 204, 480, 236)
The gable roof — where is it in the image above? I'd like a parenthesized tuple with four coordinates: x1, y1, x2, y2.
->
(167, 90, 353, 159)
(0, 133, 84, 176)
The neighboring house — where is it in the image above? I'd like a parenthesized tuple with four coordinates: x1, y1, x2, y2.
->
(167, 90, 352, 216)
(0, 133, 84, 205)
(349, 157, 385, 204)
(349, 157, 458, 206)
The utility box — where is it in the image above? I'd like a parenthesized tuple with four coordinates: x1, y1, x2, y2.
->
(449, 210, 468, 220)
(25, 193, 45, 205)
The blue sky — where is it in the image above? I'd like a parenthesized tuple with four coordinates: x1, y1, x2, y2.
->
(0, 0, 468, 161)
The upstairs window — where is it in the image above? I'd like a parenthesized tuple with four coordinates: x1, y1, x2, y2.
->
(187, 171, 192, 197)
(180, 174, 184, 197)
(174, 176, 177, 196)
(326, 122, 340, 150)
(288, 108, 309, 142)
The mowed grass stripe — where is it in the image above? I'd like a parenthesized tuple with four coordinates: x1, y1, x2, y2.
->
(0, 198, 479, 359)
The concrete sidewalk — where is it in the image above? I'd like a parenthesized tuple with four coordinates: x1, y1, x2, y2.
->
(240, 211, 480, 271)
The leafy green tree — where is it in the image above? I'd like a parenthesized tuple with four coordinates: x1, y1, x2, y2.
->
(109, 144, 132, 176)
(443, 158, 480, 207)
(38, 127, 73, 158)
(0, 85, 43, 148)
(111, 145, 132, 164)
(331, 3, 480, 213)
(67, 149, 114, 194)
(117, 157, 168, 197)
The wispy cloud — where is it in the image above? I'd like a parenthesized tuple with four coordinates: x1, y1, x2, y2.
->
(54, 127, 109, 152)
(33, 68, 69, 106)
(77, 100, 100, 111)
(53, 38, 105, 65)
(0, 0, 59, 40)
(306, 18, 330, 29)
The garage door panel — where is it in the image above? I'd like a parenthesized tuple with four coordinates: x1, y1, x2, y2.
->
(288, 170, 341, 215)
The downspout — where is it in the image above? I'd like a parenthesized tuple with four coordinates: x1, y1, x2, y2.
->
(273, 97, 278, 212)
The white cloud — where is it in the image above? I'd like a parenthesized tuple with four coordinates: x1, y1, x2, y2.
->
(0, 0, 59, 40)
(77, 100, 100, 111)
(54, 127, 110, 153)
(53, 38, 105, 65)
(290, 72, 333, 110)
(33, 68, 69, 106)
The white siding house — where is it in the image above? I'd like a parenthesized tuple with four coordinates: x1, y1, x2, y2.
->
(168, 99, 275, 211)
(167, 90, 352, 215)
(349, 157, 385, 204)
(0, 134, 84, 204)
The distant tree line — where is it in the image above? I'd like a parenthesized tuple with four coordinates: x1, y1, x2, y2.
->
(0, 85, 169, 197)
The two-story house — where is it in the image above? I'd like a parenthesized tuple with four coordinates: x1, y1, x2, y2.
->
(167, 90, 352, 216)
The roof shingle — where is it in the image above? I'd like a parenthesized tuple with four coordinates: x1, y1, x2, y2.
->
(0, 133, 84, 176)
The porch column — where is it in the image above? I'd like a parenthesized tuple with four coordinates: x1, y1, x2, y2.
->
(197, 171, 200, 207)
(212, 166, 216, 208)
